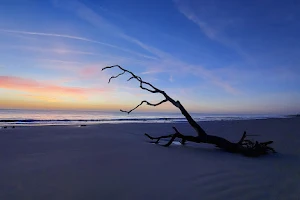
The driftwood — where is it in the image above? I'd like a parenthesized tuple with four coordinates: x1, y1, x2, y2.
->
(102, 65, 276, 157)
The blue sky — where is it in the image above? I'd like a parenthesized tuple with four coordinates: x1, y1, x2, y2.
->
(0, 0, 299, 114)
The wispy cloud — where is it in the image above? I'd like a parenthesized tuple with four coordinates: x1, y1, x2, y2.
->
(0, 76, 106, 99)
(174, 0, 217, 40)
(173, 0, 218, 40)
(120, 34, 172, 59)
(0, 29, 157, 60)
(53, 0, 171, 59)
(53, 0, 160, 60)
(1, 28, 238, 94)
(182, 63, 239, 94)
(169, 75, 174, 82)
(0, 29, 109, 44)
(122, 36, 239, 94)
(173, 0, 253, 62)
(131, 36, 238, 94)
(38, 58, 84, 65)
(8, 45, 99, 55)
(79, 65, 103, 78)
(141, 68, 169, 75)
(49, 0, 239, 94)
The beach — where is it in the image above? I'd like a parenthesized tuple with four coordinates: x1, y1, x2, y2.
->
(1, 117, 299, 200)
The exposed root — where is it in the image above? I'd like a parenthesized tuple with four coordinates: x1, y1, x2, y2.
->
(145, 128, 276, 157)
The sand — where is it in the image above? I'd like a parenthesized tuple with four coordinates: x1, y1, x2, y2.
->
(0, 118, 299, 200)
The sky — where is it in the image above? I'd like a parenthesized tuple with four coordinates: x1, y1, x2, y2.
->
(0, 0, 300, 114)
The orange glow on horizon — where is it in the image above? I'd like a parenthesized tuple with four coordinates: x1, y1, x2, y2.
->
(0, 76, 107, 99)
(0, 98, 179, 112)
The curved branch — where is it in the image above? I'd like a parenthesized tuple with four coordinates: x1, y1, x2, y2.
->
(103, 65, 159, 92)
(144, 127, 185, 145)
(120, 99, 168, 114)
(145, 133, 174, 144)
(108, 71, 125, 83)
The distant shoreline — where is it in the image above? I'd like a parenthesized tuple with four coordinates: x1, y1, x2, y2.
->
(287, 114, 300, 118)
(0, 109, 294, 126)
(0, 115, 290, 127)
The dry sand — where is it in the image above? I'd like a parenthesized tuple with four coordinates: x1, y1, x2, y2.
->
(1, 118, 299, 200)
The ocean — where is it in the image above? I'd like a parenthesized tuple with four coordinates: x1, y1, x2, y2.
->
(0, 109, 285, 126)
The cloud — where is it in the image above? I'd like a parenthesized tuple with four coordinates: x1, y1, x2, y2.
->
(169, 75, 173, 82)
(38, 58, 84, 65)
(124, 32, 239, 94)
(173, 0, 218, 40)
(52, 0, 159, 60)
(0, 76, 106, 99)
(174, 0, 216, 40)
(79, 65, 103, 78)
(118, 30, 238, 94)
(0, 29, 109, 44)
(173, 0, 252, 61)
(141, 69, 168, 75)
(8, 45, 99, 56)
(49, 0, 239, 94)
(0, 29, 156, 60)
(120, 34, 172, 59)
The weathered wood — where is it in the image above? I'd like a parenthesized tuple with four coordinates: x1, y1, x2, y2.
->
(102, 65, 276, 157)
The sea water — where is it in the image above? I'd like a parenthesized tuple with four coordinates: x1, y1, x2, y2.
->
(0, 109, 285, 126)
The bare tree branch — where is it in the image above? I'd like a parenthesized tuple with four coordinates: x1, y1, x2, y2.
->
(102, 65, 207, 136)
(238, 131, 247, 144)
(120, 99, 168, 114)
(102, 65, 276, 157)
(103, 65, 160, 92)
(108, 71, 125, 83)
(145, 133, 175, 144)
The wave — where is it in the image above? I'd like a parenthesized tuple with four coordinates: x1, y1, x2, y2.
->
(1, 117, 186, 123)
(0, 115, 283, 125)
